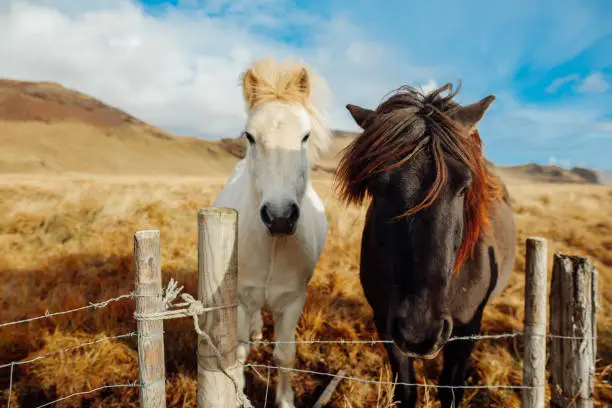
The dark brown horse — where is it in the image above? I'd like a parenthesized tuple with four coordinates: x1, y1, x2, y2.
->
(334, 83, 516, 407)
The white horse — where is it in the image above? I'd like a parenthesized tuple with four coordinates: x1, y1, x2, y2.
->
(212, 57, 332, 408)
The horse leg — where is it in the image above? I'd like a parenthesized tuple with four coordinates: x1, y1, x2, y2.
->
(271, 293, 306, 408)
(383, 342, 418, 408)
(235, 304, 256, 404)
(250, 310, 264, 342)
(438, 308, 484, 408)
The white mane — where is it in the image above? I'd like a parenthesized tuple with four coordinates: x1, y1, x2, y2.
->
(240, 57, 332, 161)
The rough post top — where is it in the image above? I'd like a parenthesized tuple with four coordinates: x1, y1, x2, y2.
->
(553, 252, 592, 264)
(198, 207, 238, 219)
(135, 230, 161, 239)
(526, 236, 547, 244)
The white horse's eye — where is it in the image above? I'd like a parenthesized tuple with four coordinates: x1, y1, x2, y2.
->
(301, 132, 311, 143)
(244, 131, 255, 144)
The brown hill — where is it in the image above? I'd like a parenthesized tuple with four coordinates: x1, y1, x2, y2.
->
(0, 79, 236, 175)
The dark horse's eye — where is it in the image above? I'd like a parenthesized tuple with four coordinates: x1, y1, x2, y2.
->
(458, 186, 469, 197)
(244, 132, 255, 144)
(302, 132, 311, 143)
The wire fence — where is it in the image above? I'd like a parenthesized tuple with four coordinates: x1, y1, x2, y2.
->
(0, 288, 598, 408)
(1, 291, 139, 408)
(1, 229, 600, 408)
(0, 292, 134, 329)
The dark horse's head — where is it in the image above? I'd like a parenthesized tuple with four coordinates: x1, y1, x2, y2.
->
(334, 83, 503, 358)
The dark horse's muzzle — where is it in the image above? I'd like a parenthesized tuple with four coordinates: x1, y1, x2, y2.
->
(390, 313, 453, 359)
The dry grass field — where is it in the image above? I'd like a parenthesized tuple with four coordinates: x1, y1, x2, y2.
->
(0, 172, 610, 407)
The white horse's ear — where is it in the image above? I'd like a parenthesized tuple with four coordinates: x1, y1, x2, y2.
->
(242, 68, 261, 108)
(285, 67, 310, 99)
(454, 95, 495, 130)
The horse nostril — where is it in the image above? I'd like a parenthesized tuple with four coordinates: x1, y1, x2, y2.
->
(260, 204, 273, 225)
(288, 202, 300, 224)
(439, 317, 453, 342)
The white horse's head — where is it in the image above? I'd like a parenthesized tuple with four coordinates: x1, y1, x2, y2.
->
(240, 57, 331, 236)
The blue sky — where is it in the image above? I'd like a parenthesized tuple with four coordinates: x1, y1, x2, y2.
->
(1, 0, 611, 169)
(140, 0, 612, 169)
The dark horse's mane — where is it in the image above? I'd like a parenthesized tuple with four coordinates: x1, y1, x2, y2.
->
(334, 83, 505, 272)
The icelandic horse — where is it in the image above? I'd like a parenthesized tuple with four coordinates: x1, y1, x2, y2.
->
(213, 57, 332, 408)
(334, 83, 516, 407)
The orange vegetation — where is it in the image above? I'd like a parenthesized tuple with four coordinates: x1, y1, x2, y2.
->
(0, 173, 610, 407)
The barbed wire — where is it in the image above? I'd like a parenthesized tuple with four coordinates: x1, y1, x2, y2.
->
(245, 363, 540, 390)
(0, 279, 203, 328)
(1, 277, 599, 408)
(244, 330, 595, 347)
(2, 331, 163, 408)
(0, 331, 163, 370)
(0, 292, 136, 329)
(1, 279, 249, 408)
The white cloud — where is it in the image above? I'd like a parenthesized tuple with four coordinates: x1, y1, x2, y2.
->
(545, 74, 579, 93)
(0, 0, 436, 138)
(576, 72, 609, 93)
(419, 79, 439, 94)
(547, 72, 610, 95)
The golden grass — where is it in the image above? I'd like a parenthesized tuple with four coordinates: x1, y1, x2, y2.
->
(0, 174, 610, 407)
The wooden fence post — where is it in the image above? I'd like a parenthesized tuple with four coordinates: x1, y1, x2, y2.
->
(196, 208, 239, 407)
(522, 237, 548, 408)
(549, 253, 598, 408)
(134, 230, 166, 408)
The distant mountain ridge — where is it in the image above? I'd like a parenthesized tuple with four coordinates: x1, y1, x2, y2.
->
(499, 163, 606, 185)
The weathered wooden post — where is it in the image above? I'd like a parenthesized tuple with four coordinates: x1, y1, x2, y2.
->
(196, 208, 239, 407)
(549, 253, 598, 408)
(522, 237, 548, 408)
(134, 230, 166, 408)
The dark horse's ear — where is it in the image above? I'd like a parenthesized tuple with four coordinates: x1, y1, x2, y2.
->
(346, 104, 376, 129)
(454, 95, 496, 130)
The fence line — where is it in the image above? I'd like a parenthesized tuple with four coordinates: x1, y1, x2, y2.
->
(244, 363, 541, 390)
(0, 321, 593, 371)
(0, 332, 141, 369)
(1, 208, 600, 408)
(1, 303, 592, 361)
(0, 329, 593, 368)
(243, 331, 596, 347)
(0, 292, 135, 329)
(0, 280, 226, 331)
(2, 325, 598, 407)
(1, 299, 599, 405)
(2, 314, 594, 405)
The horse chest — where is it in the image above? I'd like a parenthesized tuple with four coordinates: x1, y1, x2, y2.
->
(236, 229, 312, 310)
